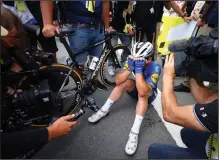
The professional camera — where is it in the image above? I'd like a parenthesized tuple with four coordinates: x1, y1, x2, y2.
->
(168, 27, 218, 83)
(1, 79, 54, 132)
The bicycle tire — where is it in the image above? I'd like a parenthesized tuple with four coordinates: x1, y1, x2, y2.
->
(100, 44, 131, 86)
(27, 64, 83, 127)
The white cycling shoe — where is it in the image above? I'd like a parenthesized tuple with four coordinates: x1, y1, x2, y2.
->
(88, 110, 109, 123)
(125, 131, 139, 155)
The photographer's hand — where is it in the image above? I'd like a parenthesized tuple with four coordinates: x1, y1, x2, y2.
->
(47, 115, 77, 141)
(163, 54, 175, 80)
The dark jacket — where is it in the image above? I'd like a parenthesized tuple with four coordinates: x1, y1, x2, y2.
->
(1, 128, 48, 159)
(134, 1, 164, 27)
(110, 1, 132, 32)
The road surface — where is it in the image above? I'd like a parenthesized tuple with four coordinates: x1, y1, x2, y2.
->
(33, 38, 195, 159)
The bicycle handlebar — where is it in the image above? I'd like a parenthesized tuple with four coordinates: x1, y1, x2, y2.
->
(56, 27, 134, 38)
(23, 24, 40, 36)
(56, 27, 76, 37)
(105, 31, 134, 37)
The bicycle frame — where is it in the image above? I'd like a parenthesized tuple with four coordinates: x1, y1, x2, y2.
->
(58, 35, 121, 79)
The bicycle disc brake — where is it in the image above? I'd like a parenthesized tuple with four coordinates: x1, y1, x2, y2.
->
(82, 80, 98, 95)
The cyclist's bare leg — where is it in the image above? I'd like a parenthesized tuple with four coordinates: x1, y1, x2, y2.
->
(136, 95, 148, 116)
(109, 79, 135, 102)
(88, 79, 135, 123)
(125, 92, 149, 155)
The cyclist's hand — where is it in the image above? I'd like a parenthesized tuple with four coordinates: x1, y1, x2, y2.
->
(127, 55, 135, 72)
(134, 58, 146, 74)
(47, 114, 77, 141)
(183, 16, 193, 23)
(106, 26, 115, 33)
(42, 24, 58, 37)
(163, 54, 175, 79)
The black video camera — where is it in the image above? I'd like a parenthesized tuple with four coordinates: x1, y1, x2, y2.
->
(1, 79, 54, 132)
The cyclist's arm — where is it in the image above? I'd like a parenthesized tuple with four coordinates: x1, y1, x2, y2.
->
(102, 0, 110, 28)
(40, 1, 54, 25)
(116, 70, 131, 86)
(162, 75, 207, 132)
(135, 74, 152, 97)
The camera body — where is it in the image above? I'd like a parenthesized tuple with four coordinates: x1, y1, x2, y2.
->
(1, 79, 54, 132)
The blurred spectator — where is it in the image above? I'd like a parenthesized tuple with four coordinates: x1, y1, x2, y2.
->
(174, 1, 218, 92)
(108, 1, 133, 76)
(133, 1, 192, 61)
(2, 1, 59, 63)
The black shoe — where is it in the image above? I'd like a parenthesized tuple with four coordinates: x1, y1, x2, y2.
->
(174, 83, 190, 93)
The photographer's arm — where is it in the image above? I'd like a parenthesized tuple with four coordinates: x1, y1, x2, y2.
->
(1, 115, 76, 159)
(1, 128, 48, 159)
(162, 55, 206, 132)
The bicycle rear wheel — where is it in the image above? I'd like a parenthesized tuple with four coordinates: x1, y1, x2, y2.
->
(38, 64, 83, 121)
(100, 44, 131, 86)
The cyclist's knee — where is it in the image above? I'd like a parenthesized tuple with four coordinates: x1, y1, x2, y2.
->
(124, 79, 135, 91)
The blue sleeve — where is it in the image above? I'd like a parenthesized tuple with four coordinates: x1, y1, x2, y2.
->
(145, 64, 161, 89)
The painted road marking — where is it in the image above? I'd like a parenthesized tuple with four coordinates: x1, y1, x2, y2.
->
(152, 89, 187, 148)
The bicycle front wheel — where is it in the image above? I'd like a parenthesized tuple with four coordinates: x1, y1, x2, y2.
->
(100, 44, 131, 87)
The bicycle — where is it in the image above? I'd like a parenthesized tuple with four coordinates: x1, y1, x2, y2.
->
(1, 25, 84, 132)
(55, 26, 133, 95)
(6, 24, 133, 126)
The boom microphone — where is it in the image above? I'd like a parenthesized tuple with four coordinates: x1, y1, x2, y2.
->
(168, 39, 189, 52)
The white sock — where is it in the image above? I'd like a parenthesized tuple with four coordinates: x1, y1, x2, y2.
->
(131, 115, 144, 134)
(100, 98, 114, 112)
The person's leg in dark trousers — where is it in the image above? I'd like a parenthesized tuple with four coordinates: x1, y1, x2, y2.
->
(181, 128, 210, 154)
(136, 25, 144, 42)
(37, 28, 58, 63)
(148, 143, 207, 159)
(145, 25, 155, 43)
(148, 128, 209, 159)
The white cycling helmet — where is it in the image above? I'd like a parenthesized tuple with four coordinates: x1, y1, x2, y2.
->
(131, 42, 154, 58)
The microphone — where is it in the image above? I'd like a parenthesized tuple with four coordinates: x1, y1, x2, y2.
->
(168, 39, 189, 52)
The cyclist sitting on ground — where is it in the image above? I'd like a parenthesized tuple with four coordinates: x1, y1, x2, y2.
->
(88, 42, 161, 155)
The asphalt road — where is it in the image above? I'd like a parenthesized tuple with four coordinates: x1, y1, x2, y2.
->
(33, 38, 195, 159)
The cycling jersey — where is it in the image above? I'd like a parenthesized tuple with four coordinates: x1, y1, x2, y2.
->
(124, 61, 161, 90)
